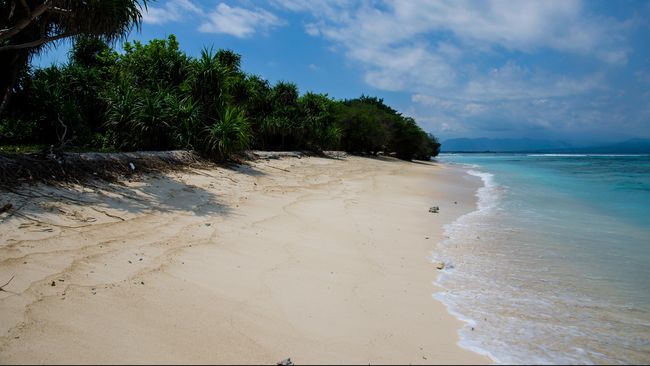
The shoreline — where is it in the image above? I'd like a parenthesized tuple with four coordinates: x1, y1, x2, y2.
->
(432, 166, 499, 363)
(0, 155, 489, 364)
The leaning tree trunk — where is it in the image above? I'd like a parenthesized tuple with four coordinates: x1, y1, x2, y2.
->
(0, 49, 29, 115)
(0, 0, 35, 116)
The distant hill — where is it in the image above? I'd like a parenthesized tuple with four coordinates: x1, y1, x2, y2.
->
(441, 137, 650, 154)
(441, 138, 573, 152)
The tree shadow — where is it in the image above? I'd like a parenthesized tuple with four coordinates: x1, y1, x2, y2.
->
(231, 163, 268, 177)
(316, 151, 348, 160)
(349, 153, 398, 162)
(1, 172, 233, 225)
(410, 159, 439, 166)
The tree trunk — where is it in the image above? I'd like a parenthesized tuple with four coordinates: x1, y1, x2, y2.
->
(0, 49, 29, 116)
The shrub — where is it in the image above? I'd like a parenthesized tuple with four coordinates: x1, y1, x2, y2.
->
(204, 107, 251, 158)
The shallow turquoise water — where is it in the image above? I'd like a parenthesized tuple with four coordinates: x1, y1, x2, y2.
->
(434, 154, 650, 364)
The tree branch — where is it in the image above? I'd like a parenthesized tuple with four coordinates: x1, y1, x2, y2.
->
(0, 0, 51, 42)
(19, 0, 31, 14)
(8, 1, 16, 20)
(57, 115, 68, 148)
(0, 31, 72, 52)
(49, 7, 72, 14)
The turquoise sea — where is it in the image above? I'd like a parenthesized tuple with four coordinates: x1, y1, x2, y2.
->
(435, 154, 650, 364)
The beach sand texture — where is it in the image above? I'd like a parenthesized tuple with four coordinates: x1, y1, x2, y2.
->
(0, 155, 487, 364)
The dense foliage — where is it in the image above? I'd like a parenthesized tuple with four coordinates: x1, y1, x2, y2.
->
(0, 0, 149, 112)
(0, 35, 441, 160)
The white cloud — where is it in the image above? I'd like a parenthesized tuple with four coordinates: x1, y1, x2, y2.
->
(304, 22, 321, 37)
(272, 0, 629, 96)
(142, 7, 179, 25)
(199, 3, 285, 38)
(387, 1, 598, 53)
(349, 43, 456, 91)
(144, 1, 285, 39)
(271, 0, 350, 19)
(461, 62, 606, 101)
(636, 70, 650, 84)
(142, 0, 202, 25)
(411, 94, 456, 109)
(464, 103, 487, 115)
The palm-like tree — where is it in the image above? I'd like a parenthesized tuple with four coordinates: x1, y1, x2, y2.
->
(1, 0, 150, 112)
(104, 77, 140, 122)
(188, 48, 232, 116)
(261, 81, 299, 149)
(215, 49, 241, 72)
(204, 106, 251, 158)
(169, 95, 202, 150)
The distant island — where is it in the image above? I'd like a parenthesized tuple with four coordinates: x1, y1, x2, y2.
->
(441, 137, 650, 154)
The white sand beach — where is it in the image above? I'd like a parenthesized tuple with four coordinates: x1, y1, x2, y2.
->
(0, 155, 488, 364)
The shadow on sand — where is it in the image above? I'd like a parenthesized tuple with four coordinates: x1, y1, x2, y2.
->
(1, 171, 233, 224)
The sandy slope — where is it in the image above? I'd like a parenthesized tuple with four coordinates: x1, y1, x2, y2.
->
(0, 155, 487, 364)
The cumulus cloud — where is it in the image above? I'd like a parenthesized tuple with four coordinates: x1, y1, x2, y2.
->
(411, 95, 456, 109)
(273, 0, 628, 94)
(462, 62, 607, 101)
(386, 1, 615, 54)
(199, 3, 285, 38)
(142, 0, 202, 25)
(144, 1, 285, 38)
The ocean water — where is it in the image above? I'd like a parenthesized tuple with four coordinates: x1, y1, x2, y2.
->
(434, 154, 650, 364)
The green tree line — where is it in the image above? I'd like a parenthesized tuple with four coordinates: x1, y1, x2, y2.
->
(1, 35, 440, 160)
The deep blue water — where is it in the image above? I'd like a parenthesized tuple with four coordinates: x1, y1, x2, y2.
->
(434, 154, 650, 364)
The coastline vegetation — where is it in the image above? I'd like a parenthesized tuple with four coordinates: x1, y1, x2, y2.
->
(1, 1, 440, 162)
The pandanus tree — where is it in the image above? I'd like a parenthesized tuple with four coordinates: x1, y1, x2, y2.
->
(298, 92, 340, 151)
(188, 48, 232, 117)
(242, 76, 270, 122)
(262, 81, 299, 149)
(0, 0, 149, 112)
(204, 106, 251, 159)
(215, 49, 241, 73)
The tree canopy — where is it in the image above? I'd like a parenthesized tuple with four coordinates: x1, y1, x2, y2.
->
(0, 35, 441, 161)
(0, 0, 149, 111)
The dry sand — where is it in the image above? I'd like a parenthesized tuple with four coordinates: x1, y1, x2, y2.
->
(0, 154, 488, 364)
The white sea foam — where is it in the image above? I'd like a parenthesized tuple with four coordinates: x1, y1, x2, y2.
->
(432, 166, 503, 363)
(465, 170, 499, 212)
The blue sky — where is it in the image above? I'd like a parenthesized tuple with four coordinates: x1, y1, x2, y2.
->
(35, 0, 650, 142)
